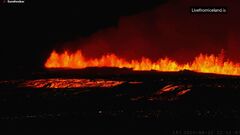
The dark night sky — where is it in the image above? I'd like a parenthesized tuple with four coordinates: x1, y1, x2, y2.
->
(0, 0, 166, 71)
(0, 0, 240, 74)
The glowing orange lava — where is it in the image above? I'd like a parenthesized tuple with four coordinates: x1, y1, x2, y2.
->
(19, 79, 124, 88)
(45, 50, 240, 76)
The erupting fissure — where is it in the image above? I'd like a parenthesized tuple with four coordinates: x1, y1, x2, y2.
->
(45, 49, 240, 76)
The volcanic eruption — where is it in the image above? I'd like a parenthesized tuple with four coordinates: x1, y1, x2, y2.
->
(44, 0, 240, 76)
(45, 49, 240, 76)
(2, 0, 240, 132)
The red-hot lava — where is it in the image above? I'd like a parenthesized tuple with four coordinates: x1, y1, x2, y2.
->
(19, 79, 124, 88)
(45, 49, 240, 76)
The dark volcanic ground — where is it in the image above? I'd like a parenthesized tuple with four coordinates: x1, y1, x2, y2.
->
(0, 68, 240, 133)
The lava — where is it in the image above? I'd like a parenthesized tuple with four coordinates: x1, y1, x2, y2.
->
(45, 49, 240, 76)
(19, 79, 124, 88)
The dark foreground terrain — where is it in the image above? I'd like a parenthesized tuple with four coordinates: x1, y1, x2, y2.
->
(1, 68, 240, 133)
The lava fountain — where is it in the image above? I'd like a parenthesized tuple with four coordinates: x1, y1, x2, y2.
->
(45, 49, 240, 76)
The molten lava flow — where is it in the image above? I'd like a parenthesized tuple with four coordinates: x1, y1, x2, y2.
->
(19, 79, 124, 88)
(45, 50, 240, 76)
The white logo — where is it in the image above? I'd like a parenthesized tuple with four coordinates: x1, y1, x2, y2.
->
(6, 0, 25, 3)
